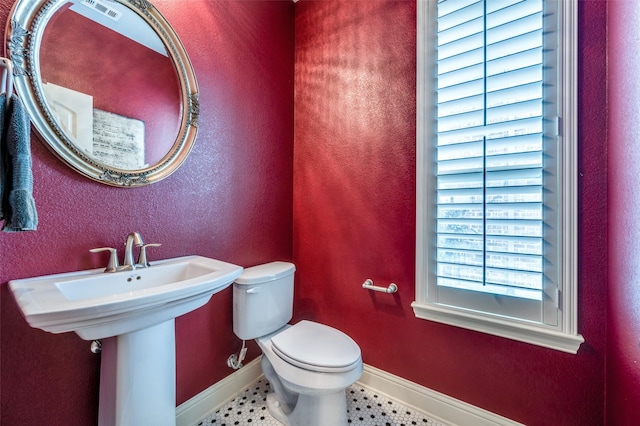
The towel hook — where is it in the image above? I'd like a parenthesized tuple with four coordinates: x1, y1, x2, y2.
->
(0, 57, 13, 108)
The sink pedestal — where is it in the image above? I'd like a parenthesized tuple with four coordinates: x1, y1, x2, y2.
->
(98, 320, 176, 426)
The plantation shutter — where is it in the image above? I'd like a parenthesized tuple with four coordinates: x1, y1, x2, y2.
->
(435, 0, 545, 301)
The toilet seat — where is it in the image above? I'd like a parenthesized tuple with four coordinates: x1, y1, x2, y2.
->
(270, 320, 361, 373)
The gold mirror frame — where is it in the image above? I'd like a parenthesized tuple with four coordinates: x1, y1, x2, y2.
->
(5, 0, 199, 187)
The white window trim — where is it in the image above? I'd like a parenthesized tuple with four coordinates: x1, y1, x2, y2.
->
(412, 0, 583, 354)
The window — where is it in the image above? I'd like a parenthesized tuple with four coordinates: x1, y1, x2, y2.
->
(413, 0, 583, 353)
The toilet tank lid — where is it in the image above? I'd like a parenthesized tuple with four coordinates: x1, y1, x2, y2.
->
(235, 261, 295, 285)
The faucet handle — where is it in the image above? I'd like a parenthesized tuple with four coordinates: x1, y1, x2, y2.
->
(90, 247, 119, 273)
(137, 243, 161, 267)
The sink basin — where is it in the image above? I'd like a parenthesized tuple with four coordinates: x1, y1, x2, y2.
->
(9, 255, 243, 340)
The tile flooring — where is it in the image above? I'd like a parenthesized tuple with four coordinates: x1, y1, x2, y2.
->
(198, 379, 447, 426)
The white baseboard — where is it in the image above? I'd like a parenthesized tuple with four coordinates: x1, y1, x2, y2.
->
(359, 364, 523, 426)
(176, 357, 263, 426)
(176, 358, 522, 426)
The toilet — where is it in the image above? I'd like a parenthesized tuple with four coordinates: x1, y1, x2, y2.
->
(233, 261, 363, 426)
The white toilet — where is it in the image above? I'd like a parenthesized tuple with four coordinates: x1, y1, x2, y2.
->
(233, 261, 363, 426)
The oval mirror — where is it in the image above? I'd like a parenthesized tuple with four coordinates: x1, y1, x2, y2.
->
(5, 0, 199, 187)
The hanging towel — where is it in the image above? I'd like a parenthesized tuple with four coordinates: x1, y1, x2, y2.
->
(2, 93, 37, 232)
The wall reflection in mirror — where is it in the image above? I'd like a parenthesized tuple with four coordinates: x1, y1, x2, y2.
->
(7, 0, 199, 186)
(40, 0, 181, 171)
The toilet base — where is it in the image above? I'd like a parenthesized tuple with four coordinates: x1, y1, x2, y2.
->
(266, 388, 348, 426)
(261, 355, 351, 426)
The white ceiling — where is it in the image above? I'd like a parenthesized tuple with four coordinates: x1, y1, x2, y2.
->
(69, 0, 167, 56)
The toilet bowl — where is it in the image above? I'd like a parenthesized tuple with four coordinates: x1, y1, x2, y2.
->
(257, 321, 363, 425)
(232, 262, 363, 425)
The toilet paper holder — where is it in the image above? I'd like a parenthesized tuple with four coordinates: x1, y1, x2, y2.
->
(362, 279, 398, 294)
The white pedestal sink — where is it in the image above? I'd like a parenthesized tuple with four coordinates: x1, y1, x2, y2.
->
(9, 255, 243, 426)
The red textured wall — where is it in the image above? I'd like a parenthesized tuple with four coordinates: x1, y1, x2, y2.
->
(0, 1, 294, 425)
(293, 0, 606, 424)
(40, 5, 180, 165)
(0, 0, 616, 424)
(607, 1, 640, 423)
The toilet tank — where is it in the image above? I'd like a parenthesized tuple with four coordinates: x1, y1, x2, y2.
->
(233, 261, 295, 340)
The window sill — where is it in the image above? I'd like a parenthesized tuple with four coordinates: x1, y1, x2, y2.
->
(411, 302, 584, 354)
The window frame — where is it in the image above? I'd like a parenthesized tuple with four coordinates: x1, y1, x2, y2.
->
(412, 0, 583, 354)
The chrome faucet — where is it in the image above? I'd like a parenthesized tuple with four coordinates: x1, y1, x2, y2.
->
(122, 231, 144, 270)
(91, 232, 161, 273)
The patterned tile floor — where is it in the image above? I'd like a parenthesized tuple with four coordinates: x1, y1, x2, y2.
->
(198, 378, 447, 426)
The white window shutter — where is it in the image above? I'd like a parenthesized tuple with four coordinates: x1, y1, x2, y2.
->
(414, 0, 583, 353)
(436, 0, 545, 302)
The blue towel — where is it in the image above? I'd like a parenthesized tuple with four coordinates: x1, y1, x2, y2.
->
(2, 94, 37, 232)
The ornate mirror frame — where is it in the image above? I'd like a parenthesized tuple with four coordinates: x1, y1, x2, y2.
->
(5, 0, 199, 187)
